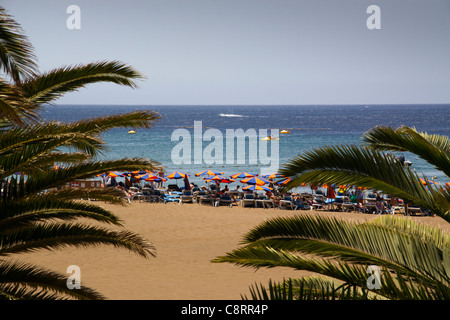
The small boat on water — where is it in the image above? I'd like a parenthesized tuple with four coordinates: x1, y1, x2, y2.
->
(128, 130, 136, 134)
(261, 136, 280, 141)
(280, 129, 290, 134)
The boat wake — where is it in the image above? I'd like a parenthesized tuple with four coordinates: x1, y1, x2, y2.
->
(218, 113, 247, 118)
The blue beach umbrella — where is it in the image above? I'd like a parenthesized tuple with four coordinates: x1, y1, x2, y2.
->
(195, 170, 224, 177)
(242, 185, 272, 192)
(165, 171, 190, 179)
(230, 172, 257, 179)
(262, 173, 284, 179)
(241, 176, 271, 186)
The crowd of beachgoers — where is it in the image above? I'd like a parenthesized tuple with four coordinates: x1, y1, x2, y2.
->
(98, 170, 430, 217)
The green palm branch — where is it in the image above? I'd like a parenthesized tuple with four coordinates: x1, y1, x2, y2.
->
(0, 260, 104, 300)
(213, 215, 450, 300)
(0, 7, 37, 83)
(216, 126, 450, 300)
(279, 144, 450, 221)
(19, 61, 144, 106)
(362, 126, 450, 178)
(0, 5, 162, 299)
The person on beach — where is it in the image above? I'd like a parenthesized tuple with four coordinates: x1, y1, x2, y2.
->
(157, 169, 164, 188)
(116, 182, 134, 203)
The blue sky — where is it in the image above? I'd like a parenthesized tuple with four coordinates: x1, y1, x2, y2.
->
(3, 0, 450, 105)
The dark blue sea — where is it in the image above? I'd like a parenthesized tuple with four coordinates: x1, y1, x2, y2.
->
(40, 104, 449, 186)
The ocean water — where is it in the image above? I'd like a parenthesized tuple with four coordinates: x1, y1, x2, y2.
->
(39, 104, 450, 187)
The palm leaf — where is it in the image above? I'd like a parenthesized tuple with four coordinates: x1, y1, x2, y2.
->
(0, 259, 104, 300)
(0, 222, 156, 258)
(279, 145, 450, 221)
(20, 61, 145, 105)
(0, 7, 37, 83)
(362, 126, 450, 177)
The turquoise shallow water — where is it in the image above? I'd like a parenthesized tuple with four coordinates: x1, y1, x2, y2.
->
(40, 104, 449, 187)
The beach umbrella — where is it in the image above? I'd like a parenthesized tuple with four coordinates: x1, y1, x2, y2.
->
(242, 185, 272, 192)
(195, 170, 224, 176)
(327, 185, 336, 199)
(241, 176, 270, 186)
(276, 177, 291, 186)
(203, 175, 235, 184)
(123, 170, 147, 176)
(165, 171, 190, 179)
(230, 172, 256, 179)
(262, 173, 284, 179)
(136, 172, 159, 180)
(184, 175, 191, 190)
(107, 171, 124, 177)
(146, 176, 166, 182)
(204, 177, 235, 184)
(50, 165, 65, 171)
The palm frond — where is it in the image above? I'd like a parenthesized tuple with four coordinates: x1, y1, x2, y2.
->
(0, 222, 156, 258)
(0, 259, 104, 300)
(0, 79, 38, 125)
(20, 61, 145, 105)
(362, 126, 450, 177)
(279, 145, 449, 220)
(245, 277, 371, 300)
(0, 7, 37, 83)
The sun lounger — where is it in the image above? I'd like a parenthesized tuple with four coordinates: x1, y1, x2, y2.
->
(406, 206, 424, 216)
(312, 196, 328, 210)
(180, 190, 194, 203)
(241, 193, 255, 207)
(198, 194, 215, 205)
(363, 203, 379, 214)
(280, 195, 297, 210)
(255, 195, 274, 208)
(215, 193, 233, 207)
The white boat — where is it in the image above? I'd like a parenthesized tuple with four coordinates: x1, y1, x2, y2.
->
(128, 130, 136, 134)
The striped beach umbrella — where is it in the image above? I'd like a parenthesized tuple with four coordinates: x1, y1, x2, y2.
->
(136, 172, 159, 180)
(242, 185, 272, 192)
(165, 171, 190, 179)
(195, 170, 224, 176)
(276, 177, 291, 186)
(262, 173, 284, 179)
(107, 171, 124, 177)
(203, 175, 235, 184)
(230, 172, 256, 179)
(241, 176, 271, 186)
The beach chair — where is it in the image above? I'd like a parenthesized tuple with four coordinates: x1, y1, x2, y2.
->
(365, 194, 377, 204)
(254, 194, 273, 208)
(280, 195, 297, 210)
(406, 206, 424, 216)
(180, 190, 194, 203)
(332, 197, 344, 211)
(312, 195, 328, 210)
(363, 203, 379, 214)
(167, 184, 181, 192)
(341, 196, 355, 212)
(241, 193, 255, 208)
(215, 193, 233, 207)
(193, 190, 207, 203)
(198, 193, 215, 206)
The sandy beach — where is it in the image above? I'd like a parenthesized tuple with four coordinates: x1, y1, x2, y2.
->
(13, 201, 450, 300)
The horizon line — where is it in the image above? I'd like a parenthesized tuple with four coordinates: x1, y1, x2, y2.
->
(50, 102, 450, 107)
